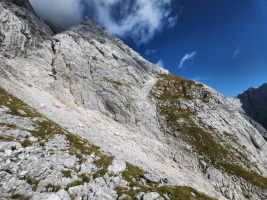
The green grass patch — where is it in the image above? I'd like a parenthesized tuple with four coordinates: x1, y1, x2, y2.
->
(30, 120, 65, 141)
(51, 67, 57, 80)
(116, 162, 216, 199)
(0, 87, 39, 118)
(0, 135, 14, 142)
(92, 55, 97, 61)
(10, 193, 30, 200)
(65, 174, 90, 190)
(0, 122, 17, 129)
(117, 162, 151, 197)
(20, 139, 32, 148)
(79, 173, 90, 183)
(25, 176, 40, 191)
(152, 74, 207, 102)
(93, 154, 114, 179)
(222, 163, 267, 190)
(122, 162, 145, 184)
(105, 79, 124, 89)
(157, 186, 216, 200)
(110, 81, 123, 89)
(115, 186, 128, 197)
(66, 133, 102, 164)
(62, 170, 72, 178)
(66, 133, 100, 155)
(66, 180, 83, 190)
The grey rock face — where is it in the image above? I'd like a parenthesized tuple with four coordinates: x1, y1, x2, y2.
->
(0, 0, 53, 58)
(0, 1, 267, 200)
(238, 83, 267, 132)
(0, 90, 141, 200)
(108, 158, 126, 175)
(142, 192, 164, 200)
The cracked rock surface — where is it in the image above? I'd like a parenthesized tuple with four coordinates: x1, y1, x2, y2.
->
(0, 1, 267, 199)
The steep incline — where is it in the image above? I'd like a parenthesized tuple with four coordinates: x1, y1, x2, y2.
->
(238, 83, 267, 131)
(0, 85, 216, 200)
(0, 1, 267, 199)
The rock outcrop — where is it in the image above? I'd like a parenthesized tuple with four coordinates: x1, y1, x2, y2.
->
(238, 83, 267, 132)
(0, 1, 267, 199)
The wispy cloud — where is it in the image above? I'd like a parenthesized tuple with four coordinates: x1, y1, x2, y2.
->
(167, 15, 178, 28)
(233, 48, 241, 59)
(85, 0, 178, 45)
(156, 59, 164, 67)
(179, 51, 197, 68)
(191, 76, 209, 82)
(145, 49, 157, 56)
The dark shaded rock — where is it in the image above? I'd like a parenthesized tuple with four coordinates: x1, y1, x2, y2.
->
(238, 83, 267, 131)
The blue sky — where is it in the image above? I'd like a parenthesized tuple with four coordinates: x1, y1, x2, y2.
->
(123, 0, 267, 96)
(30, 0, 267, 96)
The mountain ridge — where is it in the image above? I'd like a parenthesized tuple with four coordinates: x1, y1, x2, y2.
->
(0, 1, 267, 199)
(238, 83, 267, 132)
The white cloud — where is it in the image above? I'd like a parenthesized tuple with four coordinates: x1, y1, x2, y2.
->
(145, 49, 157, 55)
(30, 0, 84, 31)
(156, 59, 164, 67)
(30, 0, 177, 44)
(179, 51, 197, 68)
(191, 76, 209, 82)
(233, 48, 241, 59)
(85, 0, 177, 44)
(167, 15, 178, 28)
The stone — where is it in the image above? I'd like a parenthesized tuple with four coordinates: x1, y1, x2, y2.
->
(118, 194, 131, 200)
(19, 170, 28, 176)
(33, 191, 71, 200)
(29, 136, 38, 142)
(135, 192, 145, 200)
(17, 109, 27, 116)
(142, 192, 164, 200)
(4, 149, 13, 156)
(18, 153, 26, 160)
(0, 106, 10, 114)
(143, 174, 161, 184)
(57, 190, 71, 200)
(108, 158, 126, 175)
(0, 142, 22, 151)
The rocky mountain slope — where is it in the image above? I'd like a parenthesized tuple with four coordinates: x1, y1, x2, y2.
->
(0, 86, 215, 200)
(238, 83, 267, 133)
(0, 0, 267, 199)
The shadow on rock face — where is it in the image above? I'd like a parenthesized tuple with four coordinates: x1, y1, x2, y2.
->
(238, 83, 267, 131)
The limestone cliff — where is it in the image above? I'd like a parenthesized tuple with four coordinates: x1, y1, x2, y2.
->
(0, 1, 267, 199)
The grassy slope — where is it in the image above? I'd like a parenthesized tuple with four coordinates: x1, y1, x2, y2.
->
(151, 74, 267, 191)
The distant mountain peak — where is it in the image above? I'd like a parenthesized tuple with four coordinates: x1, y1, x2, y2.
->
(238, 82, 267, 131)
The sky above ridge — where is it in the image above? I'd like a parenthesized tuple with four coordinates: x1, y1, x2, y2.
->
(30, 0, 267, 96)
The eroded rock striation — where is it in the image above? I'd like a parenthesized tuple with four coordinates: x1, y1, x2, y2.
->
(0, 1, 267, 199)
